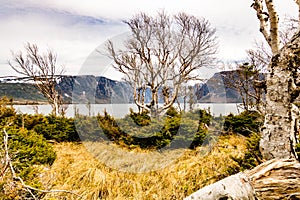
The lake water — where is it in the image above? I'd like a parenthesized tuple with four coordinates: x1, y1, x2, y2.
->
(13, 103, 243, 118)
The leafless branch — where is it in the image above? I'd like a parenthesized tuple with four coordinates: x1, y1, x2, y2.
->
(106, 11, 217, 116)
(8, 43, 65, 116)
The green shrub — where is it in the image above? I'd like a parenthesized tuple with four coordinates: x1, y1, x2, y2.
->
(97, 111, 129, 143)
(128, 108, 151, 126)
(14, 114, 80, 142)
(0, 128, 56, 199)
(33, 115, 79, 142)
(4, 128, 56, 175)
(296, 143, 300, 159)
(75, 115, 105, 141)
(223, 111, 263, 136)
(94, 109, 210, 150)
(165, 106, 179, 118)
(0, 97, 16, 127)
(15, 113, 44, 130)
(227, 132, 262, 174)
(184, 109, 211, 124)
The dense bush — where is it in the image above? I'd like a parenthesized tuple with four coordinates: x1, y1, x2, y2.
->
(0, 97, 16, 127)
(223, 110, 263, 136)
(75, 115, 107, 141)
(14, 113, 79, 142)
(33, 115, 79, 142)
(4, 128, 56, 175)
(128, 108, 151, 126)
(0, 128, 56, 199)
(91, 108, 211, 150)
(222, 111, 264, 174)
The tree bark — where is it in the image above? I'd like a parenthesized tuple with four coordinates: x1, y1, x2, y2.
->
(184, 158, 300, 200)
(252, 0, 280, 54)
(260, 31, 300, 160)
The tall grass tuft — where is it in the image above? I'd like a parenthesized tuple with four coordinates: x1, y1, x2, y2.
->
(42, 134, 246, 200)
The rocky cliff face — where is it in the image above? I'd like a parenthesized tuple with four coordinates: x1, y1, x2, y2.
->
(58, 75, 133, 104)
(196, 70, 265, 103)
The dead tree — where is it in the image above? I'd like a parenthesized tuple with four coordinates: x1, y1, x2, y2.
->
(184, 158, 300, 200)
(106, 11, 217, 117)
(8, 43, 65, 116)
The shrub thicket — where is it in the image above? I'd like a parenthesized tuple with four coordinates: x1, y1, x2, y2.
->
(89, 107, 211, 150)
(227, 132, 263, 174)
(224, 110, 263, 136)
(0, 97, 57, 199)
(14, 114, 80, 142)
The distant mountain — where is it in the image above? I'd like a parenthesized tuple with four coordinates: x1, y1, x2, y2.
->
(196, 70, 265, 103)
(0, 71, 264, 104)
(0, 83, 47, 104)
(60, 75, 133, 104)
(0, 75, 134, 104)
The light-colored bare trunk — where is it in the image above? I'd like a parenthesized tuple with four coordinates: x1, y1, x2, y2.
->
(184, 173, 256, 200)
(251, 0, 299, 160)
(184, 2, 300, 199)
(51, 97, 60, 116)
(184, 158, 300, 200)
(252, 0, 280, 54)
(260, 31, 300, 160)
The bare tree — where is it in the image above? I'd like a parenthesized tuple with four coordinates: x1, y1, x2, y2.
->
(8, 43, 65, 116)
(246, 41, 272, 72)
(224, 62, 266, 113)
(107, 11, 217, 117)
(245, 14, 298, 74)
(279, 16, 299, 45)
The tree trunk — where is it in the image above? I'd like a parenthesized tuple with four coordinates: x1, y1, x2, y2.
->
(184, 158, 300, 200)
(260, 31, 300, 160)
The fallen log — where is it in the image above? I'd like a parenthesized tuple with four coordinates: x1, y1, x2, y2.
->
(184, 158, 300, 200)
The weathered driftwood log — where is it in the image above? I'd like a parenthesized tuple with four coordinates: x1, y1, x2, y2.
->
(184, 158, 300, 200)
(183, 173, 256, 200)
(246, 158, 300, 200)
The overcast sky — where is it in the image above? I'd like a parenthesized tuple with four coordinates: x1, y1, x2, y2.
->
(0, 0, 298, 80)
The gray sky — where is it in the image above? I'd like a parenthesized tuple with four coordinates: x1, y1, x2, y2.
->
(0, 0, 298, 80)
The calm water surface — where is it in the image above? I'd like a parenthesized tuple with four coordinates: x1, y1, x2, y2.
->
(13, 103, 243, 118)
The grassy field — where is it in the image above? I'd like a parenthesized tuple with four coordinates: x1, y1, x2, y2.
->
(41, 134, 246, 200)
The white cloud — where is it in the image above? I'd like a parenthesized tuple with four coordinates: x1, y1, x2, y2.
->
(0, 0, 298, 79)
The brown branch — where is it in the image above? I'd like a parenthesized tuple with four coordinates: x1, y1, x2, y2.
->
(8, 43, 64, 116)
(295, 0, 300, 23)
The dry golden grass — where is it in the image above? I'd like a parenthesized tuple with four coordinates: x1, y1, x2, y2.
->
(41, 134, 246, 200)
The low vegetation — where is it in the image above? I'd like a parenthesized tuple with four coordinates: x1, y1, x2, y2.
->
(42, 135, 246, 200)
(0, 96, 275, 199)
(0, 97, 57, 199)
